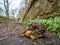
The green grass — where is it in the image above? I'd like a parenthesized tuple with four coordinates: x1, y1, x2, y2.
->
(23, 17, 60, 38)
(0, 16, 15, 23)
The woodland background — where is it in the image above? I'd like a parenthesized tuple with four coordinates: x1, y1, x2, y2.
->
(0, 0, 60, 37)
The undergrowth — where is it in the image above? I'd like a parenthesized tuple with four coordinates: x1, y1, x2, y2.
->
(23, 17, 60, 38)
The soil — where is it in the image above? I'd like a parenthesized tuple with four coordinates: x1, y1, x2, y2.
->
(0, 23, 60, 45)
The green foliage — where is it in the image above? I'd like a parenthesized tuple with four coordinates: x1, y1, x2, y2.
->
(52, 12, 58, 16)
(23, 17, 60, 38)
(23, 20, 30, 25)
(23, 18, 40, 25)
(39, 17, 60, 37)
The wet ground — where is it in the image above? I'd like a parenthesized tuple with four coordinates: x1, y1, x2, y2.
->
(0, 23, 60, 45)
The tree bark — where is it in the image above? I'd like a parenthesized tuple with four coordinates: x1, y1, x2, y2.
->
(4, 0, 9, 18)
(19, 0, 58, 22)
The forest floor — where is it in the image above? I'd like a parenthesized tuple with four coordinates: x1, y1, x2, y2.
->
(0, 23, 60, 45)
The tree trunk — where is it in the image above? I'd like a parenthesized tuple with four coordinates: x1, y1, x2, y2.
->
(4, 0, 9, 18)
(19, 0, 58, 22)
(6, 9, 9, 18)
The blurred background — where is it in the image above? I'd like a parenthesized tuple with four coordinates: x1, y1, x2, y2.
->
(0, 0, 25, 23)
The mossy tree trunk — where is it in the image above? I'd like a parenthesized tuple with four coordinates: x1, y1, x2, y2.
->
(19, 0, 58, 23)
